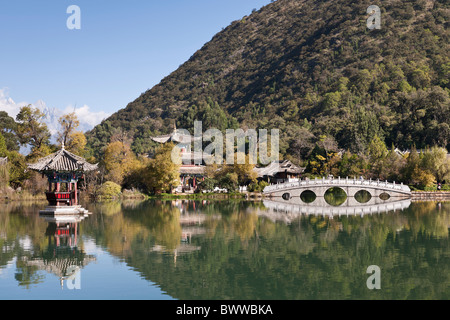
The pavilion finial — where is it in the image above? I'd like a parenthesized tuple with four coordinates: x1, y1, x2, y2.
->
(61, 140, 65, 150)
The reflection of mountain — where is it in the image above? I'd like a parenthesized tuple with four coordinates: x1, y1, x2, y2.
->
(82, 200, 450, 300)
(4, 201, 449, 299)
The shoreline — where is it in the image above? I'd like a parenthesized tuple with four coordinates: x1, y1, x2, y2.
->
(2, 190, 450, 203)
(411, 191, 450, 201)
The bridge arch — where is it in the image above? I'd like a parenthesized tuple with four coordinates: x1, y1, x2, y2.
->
(324, 187, 347, 206)
(263, 177, 411, 207)
(354, 190, 372, 203)
(300, 190, 316, 203)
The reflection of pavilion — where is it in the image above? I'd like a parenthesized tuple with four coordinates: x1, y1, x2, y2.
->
(259, 199, 412, 223)
(27, 144, 97, 215)
(41, 214, 89, 248)
(21, 213, 95, 289)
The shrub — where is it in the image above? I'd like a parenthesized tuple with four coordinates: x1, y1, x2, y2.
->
(99, 181, 122, 199)
(248, 180, 269, 192)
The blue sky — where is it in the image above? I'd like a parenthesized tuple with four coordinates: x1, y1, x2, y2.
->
(0, 0, 271, 125)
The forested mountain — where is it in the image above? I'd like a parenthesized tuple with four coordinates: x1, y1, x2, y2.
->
(86, 0, 449, 159)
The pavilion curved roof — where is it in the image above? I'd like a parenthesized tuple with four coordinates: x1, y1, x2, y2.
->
(254, 160, 305, 177)
(151, 128, 201, 144)
(28, 147, 98, 173)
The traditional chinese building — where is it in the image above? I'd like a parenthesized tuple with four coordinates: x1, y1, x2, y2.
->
(27, 144, 98, 211)
(151, 125, 209, 192)
(254, 160, 305, 184)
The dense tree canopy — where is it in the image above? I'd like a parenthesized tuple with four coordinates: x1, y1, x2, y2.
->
(85, 0, 449, 161)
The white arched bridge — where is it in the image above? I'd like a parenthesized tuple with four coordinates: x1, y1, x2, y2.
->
(263, 177, 411, 207)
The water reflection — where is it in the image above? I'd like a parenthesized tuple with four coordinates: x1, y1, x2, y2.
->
(1, 200, 450, 299)
(0, 202, 95, 290)
(261, 198, 412, 221)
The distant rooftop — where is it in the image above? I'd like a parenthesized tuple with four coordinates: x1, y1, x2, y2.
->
(151, 125, 201, 144)
(254, 160, 305, 177)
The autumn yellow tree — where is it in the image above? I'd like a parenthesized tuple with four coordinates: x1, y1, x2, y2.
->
(66, 131, 87, 156)
(57, 112, 79, 146)
(143, 143, 180, 194)
(104, 140, 141, 185)
(57, 112, 87, 156)
(232, 153, 258, 185)
(421, 146, 450, 183)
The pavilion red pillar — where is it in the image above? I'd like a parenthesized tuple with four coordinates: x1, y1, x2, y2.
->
(74, 182, 78, 206)
(74, 222, 78, 246)
(55, 183, 60, 206)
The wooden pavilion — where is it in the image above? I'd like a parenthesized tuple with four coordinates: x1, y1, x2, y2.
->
(28, 144, 98, 210)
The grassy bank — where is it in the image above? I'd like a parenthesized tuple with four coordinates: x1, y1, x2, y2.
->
(409, 184, 450, 192)
(0, 189, 46, 202)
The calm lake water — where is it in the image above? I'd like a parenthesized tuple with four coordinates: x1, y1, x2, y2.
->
(0, 199, 449, 300)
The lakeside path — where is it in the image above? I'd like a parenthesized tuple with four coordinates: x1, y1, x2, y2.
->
(412, 191, 450, 201)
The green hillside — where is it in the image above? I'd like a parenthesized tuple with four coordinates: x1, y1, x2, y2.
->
(86, 0, 449, 159)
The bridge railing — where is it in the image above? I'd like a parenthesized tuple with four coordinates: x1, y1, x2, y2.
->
(263, 177, 411, 193)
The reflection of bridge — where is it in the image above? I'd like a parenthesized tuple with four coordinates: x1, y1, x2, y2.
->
(259, 199, 411, 222)
(263, 177, 411, 206)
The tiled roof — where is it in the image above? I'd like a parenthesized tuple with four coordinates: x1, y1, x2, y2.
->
(27, 148, 98, 173)
(254, 160, 305, 177)
(179, 165, 206, 175)
(152, 129, 201, 144)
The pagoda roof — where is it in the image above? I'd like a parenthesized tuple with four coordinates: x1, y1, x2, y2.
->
(151, 127, 201, 144)
(254, 160, 305, 177)
(179, 165, 206, 175)
(28, 147, 98, 173)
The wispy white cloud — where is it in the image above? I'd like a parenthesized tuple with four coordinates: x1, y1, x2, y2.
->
(0, 88, 29, 118)
(63, 104, 110, 130)
(0, 88, 110, 134)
